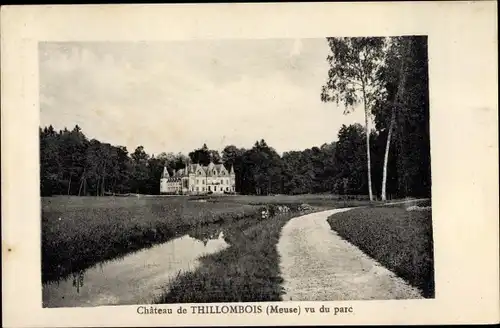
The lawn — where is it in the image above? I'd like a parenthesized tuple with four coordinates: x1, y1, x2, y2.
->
(327, 205, 434, 298)
(42, 193, 381, 294)
(42, 194, 365, 284)
(193, 194, 379, 208)
(42, 196, 261, 283)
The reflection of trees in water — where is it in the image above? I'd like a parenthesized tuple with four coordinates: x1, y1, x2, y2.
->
(187, 222, 245, 246)
(188, 224, 225, 246)
(72, 271, 85, 293)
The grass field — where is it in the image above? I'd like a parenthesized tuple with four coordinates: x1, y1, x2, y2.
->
(43, 194, 431, 303)
(42, 196, 260, 283)
(42, 194, 364, 284)
(327, 203, 434, 298)
(192, 194, 378, 207)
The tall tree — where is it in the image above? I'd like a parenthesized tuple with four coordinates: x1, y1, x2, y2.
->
(321, 37, 387, 201)
(373, 36, 431, 199)
(374, 37, 410, 201)
(189, 144, 211, 165)
(40, 125, 63, 196)
(222, 145, 244, 168)
(396, 36, 431, 198)
(208, 150, 222, 164)
(239, 140, 283, 195)
(335, 124, 369, 195)
(130, 146, 150, 194)
(113, 146, 132, 194)
(222, 145, 246, 192)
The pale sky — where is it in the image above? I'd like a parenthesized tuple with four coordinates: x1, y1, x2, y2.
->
(39, 39, 366, 156)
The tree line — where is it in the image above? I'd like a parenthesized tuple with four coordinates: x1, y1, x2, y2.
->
(40, 121, 429, 199)
(320, 35, 431, 200)
(40, 36, 430, 199)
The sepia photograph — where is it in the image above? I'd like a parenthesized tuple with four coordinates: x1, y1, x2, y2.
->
(39, 37, 433, 308)
(2, 2, 498, 327)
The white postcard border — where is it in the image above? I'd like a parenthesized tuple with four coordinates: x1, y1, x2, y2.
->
(1, 2, 498, 326)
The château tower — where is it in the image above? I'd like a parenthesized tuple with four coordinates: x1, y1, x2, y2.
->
(160, 161, 236, 195)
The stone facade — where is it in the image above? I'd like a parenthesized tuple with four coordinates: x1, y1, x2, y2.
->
(160, 162, 236, 195)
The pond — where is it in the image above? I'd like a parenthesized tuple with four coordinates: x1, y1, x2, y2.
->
(42, 226, 230, 308)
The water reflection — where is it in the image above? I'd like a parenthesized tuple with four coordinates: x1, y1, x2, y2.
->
(188, 223, 231, 246)
(42, 228, 230, 308)
(72, 271, 85, 293)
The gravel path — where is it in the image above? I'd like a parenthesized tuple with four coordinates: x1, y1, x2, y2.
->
(277, 208, 423, 301)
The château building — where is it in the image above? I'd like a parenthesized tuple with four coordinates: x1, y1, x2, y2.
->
(160, 162, 236, 195)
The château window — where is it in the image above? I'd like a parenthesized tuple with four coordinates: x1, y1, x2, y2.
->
(197, 179, 199, 184)
(203, 180, 205, 184)
(221, 179, 224, 184)
(214, 186, 217, 191)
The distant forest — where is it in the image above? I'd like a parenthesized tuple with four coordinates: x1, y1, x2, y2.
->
(40, 121, 430, 199)
(40, 36, 431, 199)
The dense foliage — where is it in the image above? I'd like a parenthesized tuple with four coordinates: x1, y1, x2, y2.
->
(39, 123, 428, 199)
(39, 36, 430, 199)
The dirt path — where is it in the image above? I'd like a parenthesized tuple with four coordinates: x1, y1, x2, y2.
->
(277, 208, 423, 301)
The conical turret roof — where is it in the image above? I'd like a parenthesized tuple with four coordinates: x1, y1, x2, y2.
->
(162, 166, 170, 178)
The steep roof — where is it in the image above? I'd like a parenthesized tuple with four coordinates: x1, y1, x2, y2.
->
(173, 162, 232, 177)
(187, 163, 207, 174)
(161, 166, 170, 178)
(214, 164, 224, 172)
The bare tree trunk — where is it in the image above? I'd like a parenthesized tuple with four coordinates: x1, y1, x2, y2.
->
(381, 110, 395, 201)
(381, 49, 408, 201)
(101, 163, 106, 196)
(78, 174, 84, 196)
(67, 173, 72, 195)
(362, 84, 374, 201)
(96, 177, 100, 197)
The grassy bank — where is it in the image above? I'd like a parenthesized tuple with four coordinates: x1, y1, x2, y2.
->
(327, 206, 434, 298)
(42, 196, 261, 283)
(194, 194, 381, 208)
(42, 194, 378, 286)
(157, 209, 319, 303)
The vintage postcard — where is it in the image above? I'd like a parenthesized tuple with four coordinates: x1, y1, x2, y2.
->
(1, 2, 498, 327)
